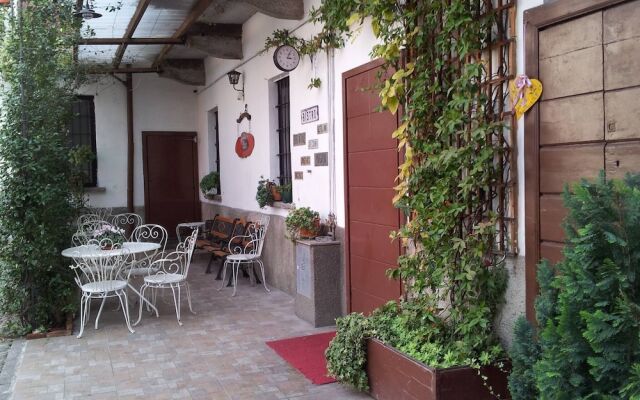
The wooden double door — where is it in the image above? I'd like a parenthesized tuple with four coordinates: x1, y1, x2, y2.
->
(525, 0, 640, 318)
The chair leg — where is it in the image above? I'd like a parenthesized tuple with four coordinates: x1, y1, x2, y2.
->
(232, 261, 240, 297)
(84, 296, 92, 327)
(170, 284, 182, 326)
(205, 253, 216, 274)
(258, 259, 270, 293)
(218, 260, 230, 291)
(116, 290, 135, 334)
(95, 296, 107, 330)
(77, 294, 89, 339)
(185, 282, 196, 315)
(135, 284, 149, 326)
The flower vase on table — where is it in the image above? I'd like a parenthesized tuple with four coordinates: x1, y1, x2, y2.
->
(92, 224, 126, 250)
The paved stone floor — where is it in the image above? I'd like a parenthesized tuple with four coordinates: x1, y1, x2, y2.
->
(10, 253, 370, 400)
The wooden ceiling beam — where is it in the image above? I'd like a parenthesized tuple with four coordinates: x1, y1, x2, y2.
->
(113, 0, 152, 68)
(89, 67, 160, 74)
(152, 0, 214, 69)
(82, 37, 185, 45)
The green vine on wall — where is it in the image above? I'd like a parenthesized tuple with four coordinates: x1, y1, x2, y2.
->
(312, 0, 511, 392)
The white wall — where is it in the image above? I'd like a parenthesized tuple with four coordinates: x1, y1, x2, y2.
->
(196, 0, 377, 222)
(79, 74, 198, 209)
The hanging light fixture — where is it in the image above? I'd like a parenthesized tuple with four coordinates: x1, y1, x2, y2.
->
(74, 0, 102, 20)
(227, 70, 244, 100)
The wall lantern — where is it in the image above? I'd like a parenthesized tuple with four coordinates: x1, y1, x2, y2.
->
(227, 70, 244, 101)
(74, 0, 102, 20)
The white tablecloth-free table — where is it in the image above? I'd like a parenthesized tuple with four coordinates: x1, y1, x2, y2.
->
(62, 242, 160, 258)
(62, 242, 162, 317)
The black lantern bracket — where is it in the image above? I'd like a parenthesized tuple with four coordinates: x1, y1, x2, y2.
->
(227, 70, 245, 101)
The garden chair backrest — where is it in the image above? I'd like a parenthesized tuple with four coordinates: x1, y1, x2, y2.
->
(131, 224, 168, 256)
(69, 241, 131, 289)
(110, 213, 143, 238)
(154, 229, 198, 279)
(77, 213, 101, 227)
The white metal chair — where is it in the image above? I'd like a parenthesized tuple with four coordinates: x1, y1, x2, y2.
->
(128, 224, 168, 277)
(69, 239, 134, 338)
(135, 229, 198, 326)
(110, 213, 143, 238)
(218, 215, 270, 296)
(76, 213, 101, 227)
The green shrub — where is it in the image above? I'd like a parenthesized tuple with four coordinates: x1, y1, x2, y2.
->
(509, 173, 640, 399)
(200, 171, 220, 195)
(0, 0, 84, 334)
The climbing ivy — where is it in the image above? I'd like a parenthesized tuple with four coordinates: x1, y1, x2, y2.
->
(0, 0, 86, 334)
(312, 0, 509, 390)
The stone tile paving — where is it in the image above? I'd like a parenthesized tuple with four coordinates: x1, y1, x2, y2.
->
(9, 253, 370, 400)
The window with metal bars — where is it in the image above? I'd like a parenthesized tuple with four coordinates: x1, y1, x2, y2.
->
(70, 96, 97, 187)
(208, 109, 222, 193)
(275, 77, 291, 186)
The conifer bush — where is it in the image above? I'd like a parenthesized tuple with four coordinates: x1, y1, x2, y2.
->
(509, 173, 640, 399)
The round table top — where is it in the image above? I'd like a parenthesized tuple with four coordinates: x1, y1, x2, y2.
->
(62, 242, 161, 259)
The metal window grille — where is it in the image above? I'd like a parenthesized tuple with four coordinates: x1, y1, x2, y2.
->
(71, 96, 98, 187)
(276, 77, 291, 186)
(213, 110, 221, 193)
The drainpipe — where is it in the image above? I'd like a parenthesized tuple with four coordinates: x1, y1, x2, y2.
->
(327, 48, 337, 213)
(126, 71, 134, 213)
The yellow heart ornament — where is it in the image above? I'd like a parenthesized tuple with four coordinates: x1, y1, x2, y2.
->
(509, 76, 543, 120)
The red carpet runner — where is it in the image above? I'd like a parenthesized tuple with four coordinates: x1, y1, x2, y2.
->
(266, 331, 337, 385)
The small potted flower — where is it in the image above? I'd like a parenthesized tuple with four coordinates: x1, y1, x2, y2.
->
(92, 224, 126, 249)
(256, 176, 276, 208)
(285, 207, 320, 240)
(200, 171, 220, 199)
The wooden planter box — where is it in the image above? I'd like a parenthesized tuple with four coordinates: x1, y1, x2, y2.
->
(366, 338, 511, 400)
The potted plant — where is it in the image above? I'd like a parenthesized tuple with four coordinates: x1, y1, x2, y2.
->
(270, 182, 282, 202)
(280, 183, 292, 203)
(91, 223, 125, 250)
(200, 171, 220, 199)
(256, 176, 275, 208)
(285, 207, 320, 240)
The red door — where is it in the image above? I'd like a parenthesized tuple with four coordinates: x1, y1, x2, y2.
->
(344, 60, 402, 314)
(142, 131, 200, 237)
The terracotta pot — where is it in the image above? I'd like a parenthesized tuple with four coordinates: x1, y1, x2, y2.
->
(270, 184, 282, 201)
(366, 339, 511, 400)
(298, 218, 320, 239)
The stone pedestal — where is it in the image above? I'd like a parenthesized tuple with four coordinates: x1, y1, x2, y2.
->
(295, 239, 341, 327)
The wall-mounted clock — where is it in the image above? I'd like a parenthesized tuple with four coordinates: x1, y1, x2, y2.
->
(273, 45, 300, 72)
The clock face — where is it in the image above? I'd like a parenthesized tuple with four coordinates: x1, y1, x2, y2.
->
(274, 45, 300, 72)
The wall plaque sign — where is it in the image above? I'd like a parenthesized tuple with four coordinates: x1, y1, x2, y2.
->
(294, 171, 304, 180)
(293, 132, 306, 146)
(301, 156, 311, 166)
(317, 123, 328, 134)
(308, 139, 319, 150)
(301, 106, 319, 124)
(314, 152, 328, 167)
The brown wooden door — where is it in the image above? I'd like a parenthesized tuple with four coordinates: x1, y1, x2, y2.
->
(525, 0, 640, 319)
(143, 131, 200, 237)
(344, 60, 402, 315)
